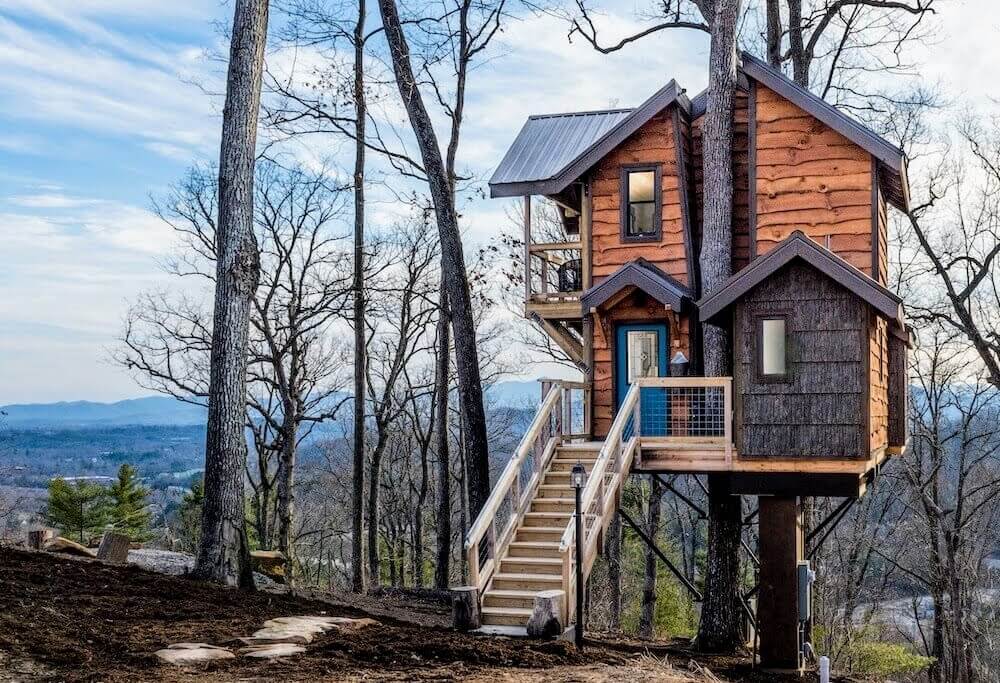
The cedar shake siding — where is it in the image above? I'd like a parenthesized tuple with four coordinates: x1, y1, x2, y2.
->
(753, 84, 875, 275)
(733, 262, 868, 459)
(590, 109, 690, 285)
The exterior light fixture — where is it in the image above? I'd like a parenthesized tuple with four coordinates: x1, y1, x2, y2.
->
(570, 462, 586, 489)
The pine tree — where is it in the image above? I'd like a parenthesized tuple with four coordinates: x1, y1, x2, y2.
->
(108, 464, 153, 542)
(176, 478, 205, 553)
(45, 478, 111, 544)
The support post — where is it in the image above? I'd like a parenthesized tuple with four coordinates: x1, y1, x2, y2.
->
(523, 196, 532, 304)
(758, 496, 804, 671)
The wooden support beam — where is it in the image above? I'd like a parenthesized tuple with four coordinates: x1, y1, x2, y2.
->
(758, 496, 803, 671)
(531, 313, 585, 369)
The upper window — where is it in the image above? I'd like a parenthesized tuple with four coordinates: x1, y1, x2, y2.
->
(621, 167, 660, 241)
(757, 315, 790, 381)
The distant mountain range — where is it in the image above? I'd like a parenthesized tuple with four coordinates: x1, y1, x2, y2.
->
(0, 380, 552, 429)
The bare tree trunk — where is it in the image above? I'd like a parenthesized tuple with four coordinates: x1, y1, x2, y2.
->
(766, 0, 781, 66)
(786, 0, 808, 86)
(605, 510, 623, 631)
(434, 286, 452, 590)
(351, 0, 368, 595)
(377, 0, 492, 517)
(414, 428, 430, 588)
(193, 0, 268, 589)
(639, 478, 663, 638)
(695, 0, 743, 653)
(276, 410, 297, 580)
(367, 436, 386, 586)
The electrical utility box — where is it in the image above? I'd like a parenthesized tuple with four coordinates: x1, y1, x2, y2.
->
(797, 560, 815, 622)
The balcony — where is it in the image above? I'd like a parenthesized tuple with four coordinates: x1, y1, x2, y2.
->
(522, 196, 588, 323)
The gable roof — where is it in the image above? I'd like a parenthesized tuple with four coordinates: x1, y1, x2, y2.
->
(740, 53, 909, 211)
(489, 81, 687, 198)
(581, 259, 694, 313)
(490, 55, 910, 211)
(697, 231, 905, 327)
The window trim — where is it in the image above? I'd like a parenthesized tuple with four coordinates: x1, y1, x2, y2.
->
(619, 164, 662, 243)
(753, 312, 792, 384)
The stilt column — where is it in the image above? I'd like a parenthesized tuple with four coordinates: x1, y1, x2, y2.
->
(758, 495, 804, 670)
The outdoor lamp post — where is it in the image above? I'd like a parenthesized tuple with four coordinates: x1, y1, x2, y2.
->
(570, 461, 586, 650)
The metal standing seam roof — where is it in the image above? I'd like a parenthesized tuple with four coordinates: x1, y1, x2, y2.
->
(488, 108, 632, 188)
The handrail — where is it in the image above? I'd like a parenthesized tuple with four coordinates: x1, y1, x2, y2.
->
(465, 386, 560, 549)
(559, 381, 639, 553)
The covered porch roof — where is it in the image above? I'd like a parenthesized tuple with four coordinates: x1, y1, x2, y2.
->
(581, 259, 694, 314)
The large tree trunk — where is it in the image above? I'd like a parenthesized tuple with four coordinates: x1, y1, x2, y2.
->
(695, 0, 743, 652)
(193, 0, 268, 589)
(377, 0, 492, 518)
(766, 0, 781, 66)
(275, 410, 297, 581)
(351, 0, 368, 595)
(434, 286, 452, 590)
(786, 0, 808, 86)
(639, 478, 663, 638)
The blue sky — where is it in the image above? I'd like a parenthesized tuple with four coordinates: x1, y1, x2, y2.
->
(0, 0, 994, 404)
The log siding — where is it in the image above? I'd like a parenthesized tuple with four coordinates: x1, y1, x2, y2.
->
(753, 84, 875, 275)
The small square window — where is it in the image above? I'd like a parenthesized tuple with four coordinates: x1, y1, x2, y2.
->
(756, 315, 790, 382)
(621, 167, 660, 240)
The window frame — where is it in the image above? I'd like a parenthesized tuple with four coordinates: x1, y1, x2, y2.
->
(753, 312, 793, 384)
(619, 164, 662, 243)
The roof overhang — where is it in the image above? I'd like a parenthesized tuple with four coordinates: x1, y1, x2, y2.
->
(581, 260, 694, 314)
(698, 231, 906, 328)
(489, 82, 689, 199)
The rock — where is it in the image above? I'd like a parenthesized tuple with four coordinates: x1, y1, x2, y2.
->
(127, 549, 275, 587)
(155, 643, 235, 665)
(319, 616, 378, 631)
(239, 643, 306, 659)
(241, 627, 314, 645)
(527, 590, 564, 639)
(43, 537, 96, 558)
(96, 532, 131, 564)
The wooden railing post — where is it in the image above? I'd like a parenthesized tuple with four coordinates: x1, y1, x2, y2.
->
(523, 196, 532, 301)
(469, 540, 480, 589)
(723, 379, 733, 465)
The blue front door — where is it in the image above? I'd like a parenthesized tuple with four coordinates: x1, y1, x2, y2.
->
(615, 323, 669, 436)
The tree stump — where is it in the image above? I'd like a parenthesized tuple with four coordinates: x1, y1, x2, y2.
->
(451, 586, 481, 631)
(28, 529, 54, 550)
(97, 531, 131, 564)
(527, 590, 564, 639)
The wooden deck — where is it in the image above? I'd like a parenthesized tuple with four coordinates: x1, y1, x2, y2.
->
(524, 292, 583, 321)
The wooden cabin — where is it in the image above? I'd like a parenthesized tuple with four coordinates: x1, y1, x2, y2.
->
(463, 52, 911, 637)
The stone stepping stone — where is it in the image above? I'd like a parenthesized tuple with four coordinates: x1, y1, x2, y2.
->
(239, 643, 306, 659)
(155, 643, 235, 665)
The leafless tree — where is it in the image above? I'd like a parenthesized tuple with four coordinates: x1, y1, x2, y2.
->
(117, 162, 353, 577)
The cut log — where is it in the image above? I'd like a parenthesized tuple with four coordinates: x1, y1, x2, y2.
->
(251, 550, 286, 581)
(28, 529, 54, 550)
(527, 589, 564, 639)
(451, 586, 481, 631)
(44, 536, 97, 558)
(97, 532, 131, 564)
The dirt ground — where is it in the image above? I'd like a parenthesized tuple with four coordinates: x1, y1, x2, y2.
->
(0, 548, 826, 682)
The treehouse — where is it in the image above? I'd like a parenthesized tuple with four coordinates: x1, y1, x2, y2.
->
(463, 53, 911, 669)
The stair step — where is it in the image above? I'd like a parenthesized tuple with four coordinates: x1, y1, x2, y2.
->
(507, 541, 561, 557)
(536, 484, 573, 498)
(531, 498, 575, 513)
(490, 572, 562, 591)
(523, 512, 571, 526)
(515, 526, 565, 542)
(557, 442, 603, 451)
(481, 606, 532, 626)
(482, 589, 541, 610)
(549, 459, 599, 472)
(501, 556, 562, 575)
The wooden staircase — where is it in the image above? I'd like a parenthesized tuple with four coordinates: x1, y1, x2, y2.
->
(480, 442, 600, 627)
(464, 380, 641, 633)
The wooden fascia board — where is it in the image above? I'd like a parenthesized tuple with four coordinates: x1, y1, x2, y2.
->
(698, 233, 904, 324)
